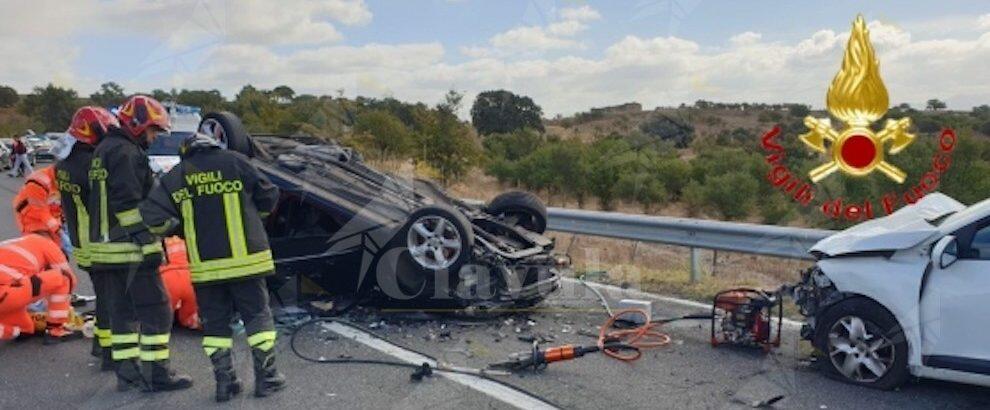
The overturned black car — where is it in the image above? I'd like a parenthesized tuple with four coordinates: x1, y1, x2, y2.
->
(195, 112, 565, 308)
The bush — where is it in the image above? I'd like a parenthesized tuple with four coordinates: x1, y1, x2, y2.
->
(617, 173, 667, 212)
(638, 114, 694, 148)
(655, 159, 691, 199)
(352, 110, 412, 159)
(703, 172, 758, 220)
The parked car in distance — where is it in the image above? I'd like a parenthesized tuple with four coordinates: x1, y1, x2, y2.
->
(794, 193, 990, 390)
(28, 133, 60, 162)
(0, 142, 10, 170)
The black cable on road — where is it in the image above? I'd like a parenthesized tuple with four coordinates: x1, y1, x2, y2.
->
(288, 316, 564, 409)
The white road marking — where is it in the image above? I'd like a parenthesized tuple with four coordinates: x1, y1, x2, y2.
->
(321, 321, 559, 410)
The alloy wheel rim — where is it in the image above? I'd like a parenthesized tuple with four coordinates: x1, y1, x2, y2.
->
(827, 315, 895, 382)
(406, 215, 462, 270)
(199, 118, 228, 149)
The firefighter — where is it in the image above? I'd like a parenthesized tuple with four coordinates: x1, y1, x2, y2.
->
(88, 95, 192, 392)
(59, 106, 118, 370)
(0, 234, 78, 343)
(12, 165, 62, 245)
(141, 133, 284, 402)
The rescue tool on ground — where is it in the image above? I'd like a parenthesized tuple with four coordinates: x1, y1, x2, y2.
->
(710, 287, 783, 351)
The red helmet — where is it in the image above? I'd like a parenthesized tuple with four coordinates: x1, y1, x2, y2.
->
(68, 106, 119, 145)
(117, 95, 170, 137)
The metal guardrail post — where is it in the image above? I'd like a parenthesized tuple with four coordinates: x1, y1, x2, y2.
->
(690, 247, 701, 283)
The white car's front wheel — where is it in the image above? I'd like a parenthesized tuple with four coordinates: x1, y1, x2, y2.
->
(814, 297, 910, 390)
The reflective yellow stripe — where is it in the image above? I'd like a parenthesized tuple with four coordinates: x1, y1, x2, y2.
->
(189, 251, 274, 283)
(99, 180, 108, 241)
(247, 330, 277, 347)
(139, 349, 169, 361)
(116, 208, 142, 227)
(73, 194, 91, 267)
(181, 200, 200, 264)
(255, 340, 276, 352)
(223, 192, 248, 258)
(88, 241, 163, 264)
(112, 347, 140, 360)
(203, 336, 233, 348)
(111, 333, 139, 344)
(140, 334, 170, 345)
(204, 347, 220, 356)
(97, 337, 112, 348)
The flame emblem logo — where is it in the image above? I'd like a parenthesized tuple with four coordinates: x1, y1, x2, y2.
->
(800, 15, 915, 183)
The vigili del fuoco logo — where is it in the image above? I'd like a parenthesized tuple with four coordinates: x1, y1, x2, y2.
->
(761, 15, 956, 222)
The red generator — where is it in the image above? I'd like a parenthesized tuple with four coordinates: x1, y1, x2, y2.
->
(710, 288, 782, 352)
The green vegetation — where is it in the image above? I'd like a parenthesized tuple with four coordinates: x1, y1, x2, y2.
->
(2, 82, 989, 230)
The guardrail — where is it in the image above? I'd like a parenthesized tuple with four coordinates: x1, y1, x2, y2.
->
(544, 207, 835, 282)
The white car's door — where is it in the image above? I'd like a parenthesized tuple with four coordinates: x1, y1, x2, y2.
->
(920, 218, 990, 375)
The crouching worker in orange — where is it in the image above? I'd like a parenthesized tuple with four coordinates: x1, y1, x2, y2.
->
(161, 237, 200, 330)
(0, 234, 78, 343)
(12, 165, 62, 245)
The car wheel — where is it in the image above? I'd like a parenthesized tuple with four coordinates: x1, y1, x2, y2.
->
(199, 112, 254, 157)
(383, 205, 474, 300)
(814, 297, 910, 390)
(486, 191, 548, 233)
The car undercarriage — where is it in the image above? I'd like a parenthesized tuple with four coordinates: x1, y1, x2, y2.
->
(198, 113, 565, 309)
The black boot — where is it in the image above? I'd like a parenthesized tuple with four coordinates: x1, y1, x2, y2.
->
(100, 348, 115, 372)
(90, 336, 101, 357)
(251, 348, 286, 397)
(210, 349, 242, 402)
(116, 359, 148, 392)
(141, 360, 193, 392)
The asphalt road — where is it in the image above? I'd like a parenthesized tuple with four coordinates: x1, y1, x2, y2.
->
(0, 169, 988, 409)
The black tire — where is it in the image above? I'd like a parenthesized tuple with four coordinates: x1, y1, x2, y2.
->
(199, 111, 254, 157)
(486, 191, 548, 233)
(379, 205, 474, 301)
(814, 297, 910, 390)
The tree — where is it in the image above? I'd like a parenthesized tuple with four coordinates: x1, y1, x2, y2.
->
(412, 108, 481, 185)
(972, 105, 990, 119)
(926, 99, 947, 111)
(150, 88, 173, 102)
(352, 110, 412, 159)
(272, 85, 295, 104)
(176, 89, 226, 112)
(20, 83, 80, 132)
(0, 85, 18, 107)
(787, 104, 810, 118)
(470, 90, 544, 135)
(89, 82, 126, 108)
(439, 89, 463, 115)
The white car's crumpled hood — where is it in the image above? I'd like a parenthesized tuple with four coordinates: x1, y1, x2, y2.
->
(811, 193, 965, 256)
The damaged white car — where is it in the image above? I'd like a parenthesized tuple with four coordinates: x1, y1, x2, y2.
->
(794, 193, 990, 389)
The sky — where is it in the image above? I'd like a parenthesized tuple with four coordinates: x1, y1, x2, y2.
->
(2, 0, 989, 116)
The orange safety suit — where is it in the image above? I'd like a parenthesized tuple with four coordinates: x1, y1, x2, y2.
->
(12, 166, 62, 244)
(160, 237, 199, 330)
(0, 234, 76, 339)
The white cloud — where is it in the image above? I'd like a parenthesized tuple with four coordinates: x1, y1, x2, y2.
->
(463, 4, 602, 56)
(559, 5, 601, 22)
(1, 4, 988, 117)
(729, 32, 762, 46)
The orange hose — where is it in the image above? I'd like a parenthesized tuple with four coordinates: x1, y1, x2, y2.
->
(597, 309, 671, 361)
